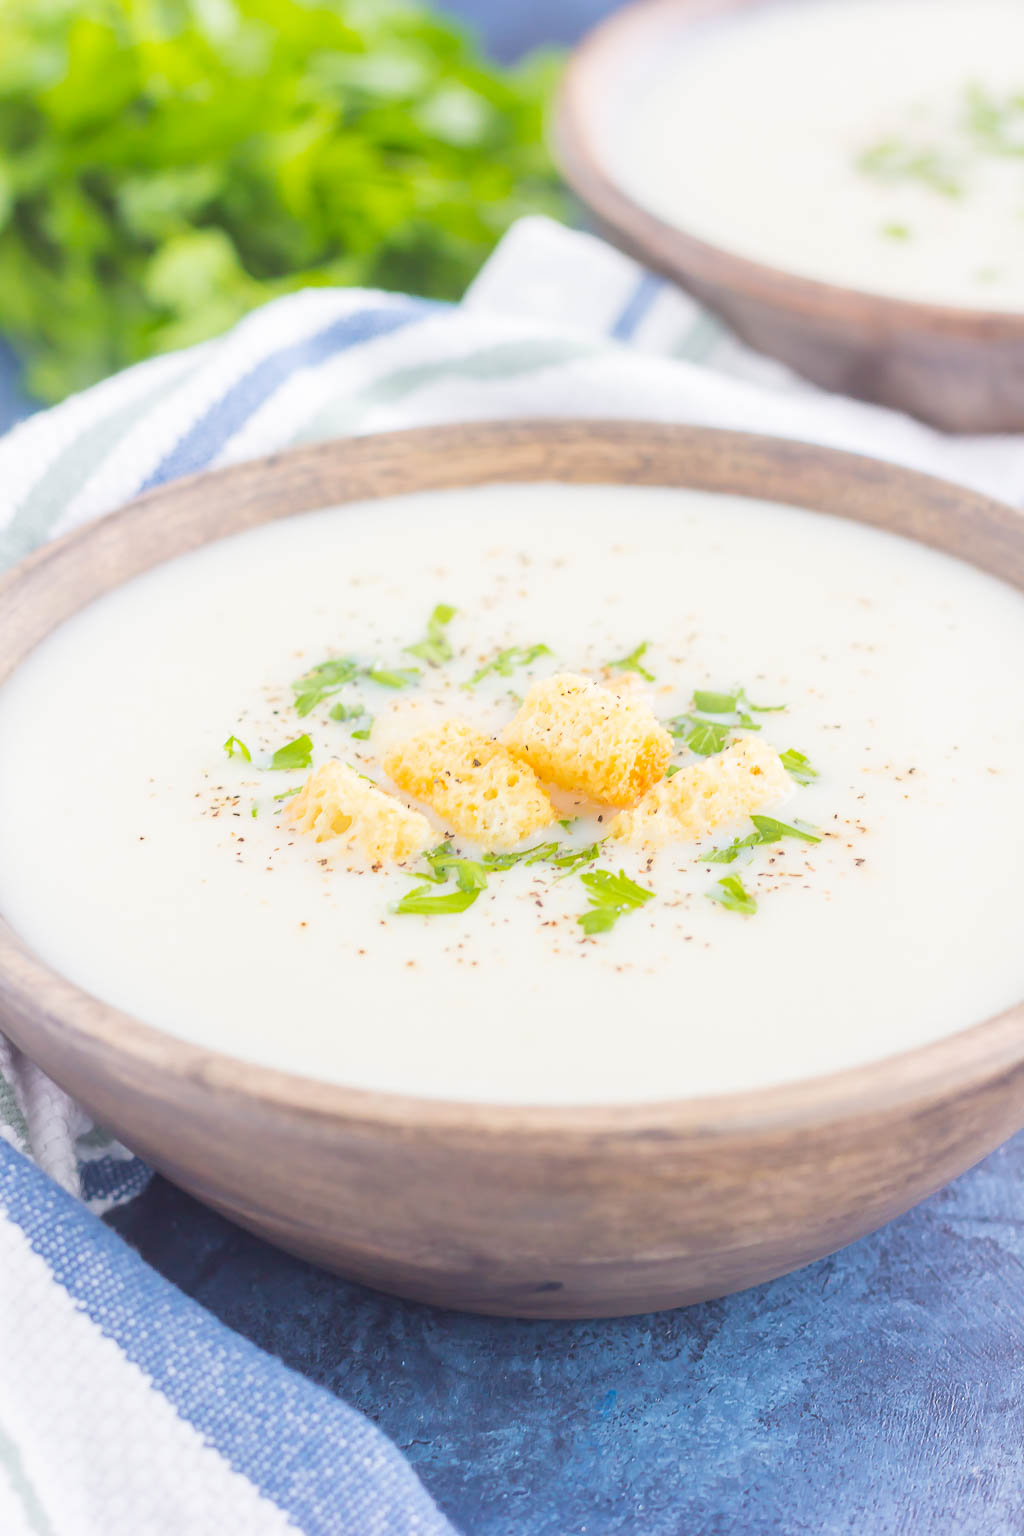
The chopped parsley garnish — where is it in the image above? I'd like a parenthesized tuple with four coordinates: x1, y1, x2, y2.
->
(292, 657, 359, 716)
(780, 748, 818, 784)
(465, 642, 552, 687)
(329, 700, 365, 722)
(250, 804, 259, 818)
(692, 686, 785, 715)
(223, 735, 251, 763)
(273, 786, 302, 801)
(365, 667, 420, 689)
(550, 842, 604, 879)
(351, 723, 372, 741)
(682, 718, 731, 757)
(405, 603, 456, 667)
(882, 222, 912, 241)
(394, 884, 481, 916)
(558, 818, 576, 830)
(749, 814, 820, 845)
(665, 764, 682, 779)
(577, 869, 654, 936)
(706, 814, 821, 864)
(856, 138, 963, 199)
(270, 734, 313, 771)
(707, 875, 757, 916)
(423, 843, 489, 893)
(483, 841, 562, 871)
(606, 641, 654, 682)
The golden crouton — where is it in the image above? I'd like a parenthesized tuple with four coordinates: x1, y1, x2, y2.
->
(500, 673, 672, 808)
(610, 737, 791, 849)
(382, 718, 554, 849)
(289, 760, 431, 864)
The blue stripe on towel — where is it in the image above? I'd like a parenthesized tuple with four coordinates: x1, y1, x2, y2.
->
(141, 301, 435, 492)
(609, 271, 664, 341)
(0, 1141, 454, 1535)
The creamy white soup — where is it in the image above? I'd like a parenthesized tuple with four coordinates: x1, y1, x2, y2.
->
(0, 482, 1022, 1104)
(615, 0, 1024, 310)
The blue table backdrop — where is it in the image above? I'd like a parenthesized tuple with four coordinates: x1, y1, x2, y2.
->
(3, 4, 1023, 1532)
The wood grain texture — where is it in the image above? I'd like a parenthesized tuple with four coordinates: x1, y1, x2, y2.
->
(0, 420, 1022, 1317)
(555, 0, 1024, 433)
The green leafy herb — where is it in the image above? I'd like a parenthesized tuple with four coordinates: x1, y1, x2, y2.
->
(665, 764, 682, 779)
(465, 642, 552, 687)
(692, 689, 739, 714)
(365, 667, 420, 689)
(483, 841, 562, 871)
(881, 222, 912, 241)
(269, 734, 313, 772)
(406, 604, 457, 667)
(549, 842, 604, 879)
(558, 818, 576, 830)
(273, 786, 302, 802)
(577, 868, 654, 936)
(0, 3, 567, 403)
(223, 734, 251, 763)
(351, 724, 372, 741)
(606, 641, 654, 682)
(250, 804, 259, 818)
(683, 719, 731, 757)
(706, 875, 757, 916)
(423, 844, 489, 893)
(329, 700, 365, 723)
(706, 813, 821, 864)
(964, 83, 1024, 158)
(780, 748, 818, 785)
(749, 815, 821, 845)
(856, 138, 963, 198)
(293, 658, 359, 716)
(394, 884, 481, 917)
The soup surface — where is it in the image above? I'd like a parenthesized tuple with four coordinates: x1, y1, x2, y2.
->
(615, 0, 1024, 311)
(0, 482, 1022, 1103)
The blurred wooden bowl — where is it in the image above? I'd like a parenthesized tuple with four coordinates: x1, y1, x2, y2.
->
(1, 420, 1023, 1317)
(555, 0, 1024, 433)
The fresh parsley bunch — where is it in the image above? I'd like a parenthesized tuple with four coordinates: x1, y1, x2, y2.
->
(0, 0, 567, 400)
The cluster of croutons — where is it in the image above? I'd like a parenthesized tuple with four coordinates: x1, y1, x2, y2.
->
(290, 671, 789, 864)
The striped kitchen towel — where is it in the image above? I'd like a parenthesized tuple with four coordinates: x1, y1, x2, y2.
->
(1, 214, 1023, 1535)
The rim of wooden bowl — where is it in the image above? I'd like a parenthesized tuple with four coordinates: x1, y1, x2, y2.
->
(0, 419, 1022, 1144)
(555, 0, 1024, 339)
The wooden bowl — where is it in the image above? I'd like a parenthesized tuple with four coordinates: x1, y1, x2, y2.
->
(1, 421, 1023, 1319)
(555, 0, 1024, 433)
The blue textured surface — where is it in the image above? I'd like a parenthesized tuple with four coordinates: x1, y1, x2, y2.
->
(108, 1132, 1024, 1536)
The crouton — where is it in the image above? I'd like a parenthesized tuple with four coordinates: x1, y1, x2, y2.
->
(289, 760, 432, 864)
(610, 737, 791, 849)
(500, 672, 672, 808)
(382, 718, 554, 848)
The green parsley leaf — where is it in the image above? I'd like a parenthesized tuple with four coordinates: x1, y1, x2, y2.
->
(549, 842, 604, 879)
(606, 641, 654, 682)
(424, 844, 490, 893)
(292, 657, 359, 716)
(780, 748, 818, 784)
(270, 734, 313, 771)
(250, 804, 259, 818)
(329, 701, 365, 722)
(273, 786, 302, 802)
(365, 667, 420, 689)
(856, 138, 963, 199)
(465, 642, 552, 687)
(483, 841, 562, 871)
(705, 832, 762, 865)
(577, 868, 654, 935)
(685, 719, 731, 756)
(706, 875, 757, 916)
(394, 884, 481, 917)
(882, 222, 912, 241)
(665, 764, 682, 779)
(749, 815, 821, 845)
(351, 724, 372, 741)
(558, 818, 576, 830)
(223, 734, 251, 763)
(692, 689, 738, 714)
(406, 604, 457, 667)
